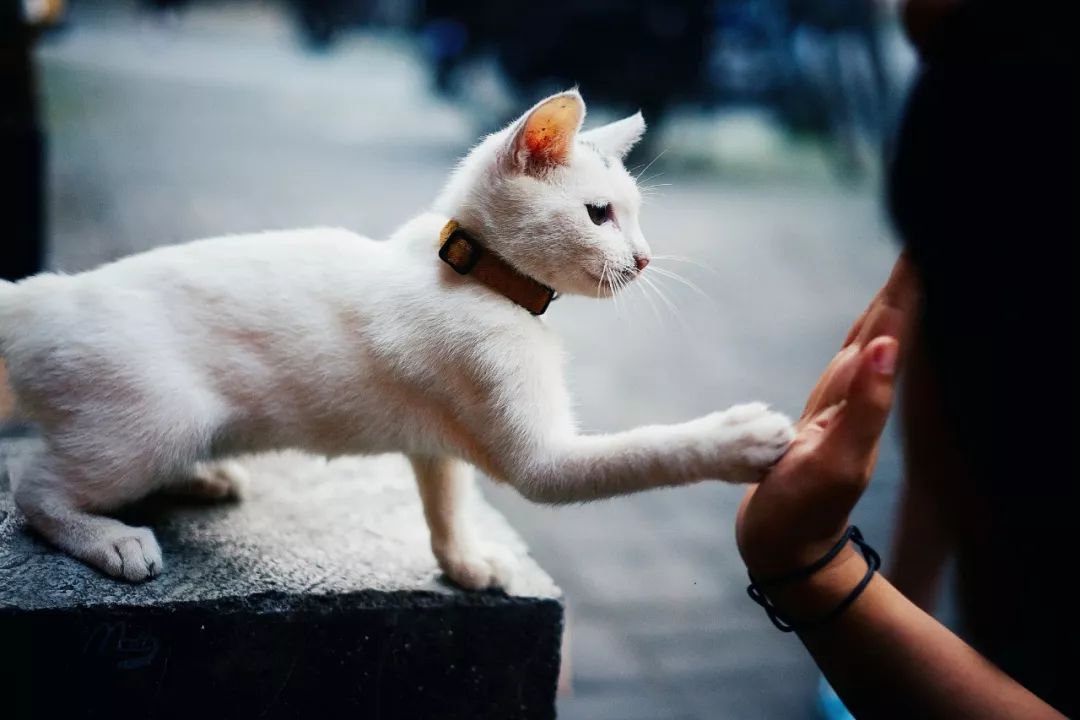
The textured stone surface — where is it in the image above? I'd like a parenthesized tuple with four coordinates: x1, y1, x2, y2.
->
(0, 438, 563, 719)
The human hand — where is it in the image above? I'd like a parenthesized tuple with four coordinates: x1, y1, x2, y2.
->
(736, 256, 919, 578)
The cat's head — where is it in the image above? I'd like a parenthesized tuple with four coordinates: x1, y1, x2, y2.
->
(437, 90, 650, 298)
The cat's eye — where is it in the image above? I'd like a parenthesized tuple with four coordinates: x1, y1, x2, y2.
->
(586, 203, 612, 226)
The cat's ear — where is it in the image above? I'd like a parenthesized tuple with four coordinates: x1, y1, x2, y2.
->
(579, 112, 646, 161)
(504, 90, 585, 174)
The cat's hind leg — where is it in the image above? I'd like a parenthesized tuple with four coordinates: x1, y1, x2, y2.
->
(409, 455, 516, 592)
(165, 460, 249, 502)
(12, 455, 163, 582)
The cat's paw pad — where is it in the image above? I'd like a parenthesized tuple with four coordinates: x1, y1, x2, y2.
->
(438, 544, 517, 592)
(91, 526, 163, 583)
(171, 461, 250, 502)
(720, 404, 795, 483)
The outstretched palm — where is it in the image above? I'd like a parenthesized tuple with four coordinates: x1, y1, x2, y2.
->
(737, 256, 918, 578)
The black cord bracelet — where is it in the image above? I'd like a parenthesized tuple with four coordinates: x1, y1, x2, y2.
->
(746, 526, 881, 633)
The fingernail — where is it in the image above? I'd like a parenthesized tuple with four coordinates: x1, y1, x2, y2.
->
(872, 341, 898, 376)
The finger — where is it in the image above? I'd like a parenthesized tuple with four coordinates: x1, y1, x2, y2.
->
(853, 256, 919, 349)
(819, 336, 899, 479)
(877, 252, 916, 309)
(852, 302, 905, 352)
(802, 344, 860, 420)
(842, 295, 877, 348)
(883, 253, 917, 306)
(841, 253, 909, 348)
(806, 256, 917, 421)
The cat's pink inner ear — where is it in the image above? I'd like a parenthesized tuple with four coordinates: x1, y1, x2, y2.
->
(520, 94, 583, 168)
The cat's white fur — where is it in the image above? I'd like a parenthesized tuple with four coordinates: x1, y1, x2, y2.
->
(0, 91, 793, 587)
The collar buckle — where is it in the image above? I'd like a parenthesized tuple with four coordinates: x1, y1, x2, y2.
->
(438, 226, 483, 275)
(437, 220, 555, 316)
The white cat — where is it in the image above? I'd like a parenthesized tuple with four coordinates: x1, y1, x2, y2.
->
(0, 90, 793, 588)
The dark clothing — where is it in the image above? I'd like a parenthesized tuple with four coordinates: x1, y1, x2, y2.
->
(1, 1, 45, 281)
(888, 1, 1074, 715)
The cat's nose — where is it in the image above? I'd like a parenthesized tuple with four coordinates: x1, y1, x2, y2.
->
(634, 254, 650, 272)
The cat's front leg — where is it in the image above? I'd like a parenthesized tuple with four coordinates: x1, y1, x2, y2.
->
(511, 402, 794, 504)
(409, 455, 517, 591)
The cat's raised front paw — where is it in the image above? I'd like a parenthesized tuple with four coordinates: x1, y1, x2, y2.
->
(436, 543, 517, 592)
(715, 402, 795, 484)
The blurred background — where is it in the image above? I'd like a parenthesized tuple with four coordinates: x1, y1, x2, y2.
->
(4, 0, 918, 717)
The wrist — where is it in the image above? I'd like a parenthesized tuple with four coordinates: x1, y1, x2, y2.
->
(758, 544, 871, 626)
(745, 527, 882, 632)
(741, 528, 850, 581)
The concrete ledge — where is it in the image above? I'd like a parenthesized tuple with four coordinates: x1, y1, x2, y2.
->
(0, 439, 563, 720)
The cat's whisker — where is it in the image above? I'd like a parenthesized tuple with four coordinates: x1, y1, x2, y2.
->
(639, 172, 667, 187)
(639, 180, 671, 196)
(642, 274, 677, 319)
(635, 274, 663, 324)
(596, 259, 608, 301)
(622, 278, 635, 332)
(606, 265, 625, 321)
(647, 266, 714, 305)
(634, 148, 669, 182)
(612, 274, 625, 322)
(617, 273, 630, 323)
(615, 275, 629, 323)
(621, 274, 638, 321)
(644, 274, 695, 336)
(651, 255, 722, 277)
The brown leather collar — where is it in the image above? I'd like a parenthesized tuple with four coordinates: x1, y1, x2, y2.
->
(438, 220, 556, 316)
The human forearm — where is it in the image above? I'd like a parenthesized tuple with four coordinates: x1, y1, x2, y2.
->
(887, 478, 949, 610)
(766, 552, 1063, 720)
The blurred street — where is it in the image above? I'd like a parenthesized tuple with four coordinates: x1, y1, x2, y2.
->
(32, 3, 906, 718)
